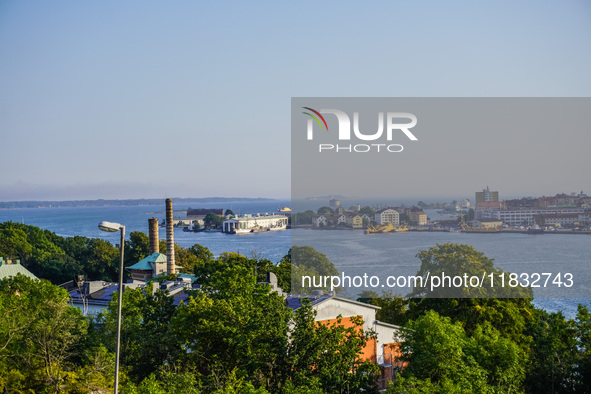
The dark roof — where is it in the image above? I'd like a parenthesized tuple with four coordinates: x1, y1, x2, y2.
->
(285, 295, 380, 311)
(376, 208, 398, 214)
(70, 283, 119, 301)
(187, 208, 224, 217)
(285, 295, 332, 310)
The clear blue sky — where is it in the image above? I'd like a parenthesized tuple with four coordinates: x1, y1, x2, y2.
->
(1, 1, 590, 201)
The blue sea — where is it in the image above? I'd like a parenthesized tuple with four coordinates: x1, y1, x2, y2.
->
(1, 203, 589, 319)
(0, 200, 292, 262)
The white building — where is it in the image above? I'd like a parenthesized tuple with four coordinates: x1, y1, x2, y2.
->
(474, 201, 506, 219)
(222, 214, 288, 234)
(409, 211, 427, 226)
(375, 208, 400, 226)
(313, 214, 328, 228)
(313, 213, 347, 228)
(497, 207, 584, 226)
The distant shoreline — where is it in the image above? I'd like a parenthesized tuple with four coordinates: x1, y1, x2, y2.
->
(0, 197, 278, 210)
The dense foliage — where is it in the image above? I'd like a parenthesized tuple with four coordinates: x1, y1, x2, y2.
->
(0, 269, 377, 393)
(359, 244, 591, 394)
(2, 223, 591, 393)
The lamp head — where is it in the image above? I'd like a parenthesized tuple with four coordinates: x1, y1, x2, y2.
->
(98, 221, 123, 232)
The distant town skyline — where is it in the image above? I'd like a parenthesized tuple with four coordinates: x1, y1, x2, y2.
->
(1, 1, 590, 201)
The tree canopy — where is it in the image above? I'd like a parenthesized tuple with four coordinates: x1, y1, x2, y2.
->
(2, 224, 591, 393)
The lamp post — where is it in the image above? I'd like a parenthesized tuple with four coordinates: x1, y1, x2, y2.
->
(98, 221, 125, 394)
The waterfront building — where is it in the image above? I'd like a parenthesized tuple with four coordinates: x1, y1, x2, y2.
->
(222, 213, 288, 234)
(313, 214, 328, 228)
(472, 218, 503, 229)
(168, 208, 225, 228)
(474, 201, 506, 219)
(375, 208, 400, 226)
(345, 213, 368, 229)
(535, 213, 584, 227)
(475, 186, 499, 203)
(409, 210, 427, 226)
(497, 207, 585, 226)
(312, 213, 347, 228)
(186, 208, 224, 219)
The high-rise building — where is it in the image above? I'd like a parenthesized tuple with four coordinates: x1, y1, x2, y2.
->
(475, 186, 499, 203)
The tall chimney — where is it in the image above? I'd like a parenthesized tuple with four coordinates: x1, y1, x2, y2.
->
(148, 218, 159, 254)
(165, 198, 175, 274)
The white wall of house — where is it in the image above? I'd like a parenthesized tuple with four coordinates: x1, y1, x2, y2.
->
(375, 209, 400, 225)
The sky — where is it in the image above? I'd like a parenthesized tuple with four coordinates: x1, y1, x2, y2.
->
(291, 97, 591, 201)
(1, 1, 590, 201)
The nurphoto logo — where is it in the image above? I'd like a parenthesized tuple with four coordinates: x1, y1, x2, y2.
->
(302, 107, 418, 153)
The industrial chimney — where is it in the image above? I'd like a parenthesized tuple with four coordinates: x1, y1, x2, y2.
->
(165, 198, 175, 274)
(148, 218, 159, 254)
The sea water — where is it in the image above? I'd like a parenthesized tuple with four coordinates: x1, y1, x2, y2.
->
(1, 203, 589, 319)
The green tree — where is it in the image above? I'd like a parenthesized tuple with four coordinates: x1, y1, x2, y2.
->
(189, 243, 214, 263)
(291, 210, 316, 226)
(575, 304, 591, 391)
(288, 246, 339, 293)
(316, 206, 333, 215)
(0, 226, 33, 262)
(53, 235, 90, 266)
(204, 213, 224, 229)
(225, 209, 235, 217)
(468, 322, 527, 391)
(34, 253, 82, 284)
(359, 206, 375, 216)
(275, 253, 292, 293)
(362, 217, 370, 228)
(357, 290, 408, 326)
(287, 300, 379, 393)
(173, 243, 200, 273)
(173, 265, 291, 392)
(99, 282, 181, 383)
(0, 275, 89, 392)
(392, 311, 488, 393)
(407, 243, 534, 341)
(126, 231, 150, 267)
(524, 308, 579, 393)
(0, 222, 65, 270)
(83, 238, 120, 281)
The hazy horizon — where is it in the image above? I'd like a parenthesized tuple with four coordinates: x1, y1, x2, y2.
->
(1, 1, 590, 201)
(1, 188, 585, 206)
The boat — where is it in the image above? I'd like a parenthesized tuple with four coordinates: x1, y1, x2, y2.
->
(365, 224, 408, 234)
(277, 206, 292, 212)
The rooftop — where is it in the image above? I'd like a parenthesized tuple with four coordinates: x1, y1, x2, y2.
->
(127, 252, 167, 271)
(0, 258, 38, 280)
(285, 295, 381, 311)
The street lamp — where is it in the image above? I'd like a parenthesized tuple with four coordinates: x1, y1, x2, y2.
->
(98, 221, 125, 394)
